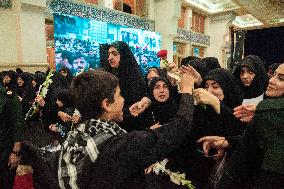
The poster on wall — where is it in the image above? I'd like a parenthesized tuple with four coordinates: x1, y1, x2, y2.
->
(53, 14, 161, 76)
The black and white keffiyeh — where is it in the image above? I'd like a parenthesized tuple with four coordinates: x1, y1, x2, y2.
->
(58, 119, 127, 189)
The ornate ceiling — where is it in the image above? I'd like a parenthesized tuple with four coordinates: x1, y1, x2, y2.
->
(232, 0, 284, 27)
(184, 0, 284, 28)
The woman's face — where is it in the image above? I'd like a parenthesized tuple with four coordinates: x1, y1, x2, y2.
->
(56, 99, 64, 108)
(32, 80, 36, 88)
(108, 46, 121, 68)
(153, 80, 170, 103)
(17, 77, 24, 87)
(3, 75, 11, 84)
(204, 80, 224, 101)
(240, 66, 255, 87)
(147, 70, 159, 85)
(108, 86, 125, 122)
(265, 64, 284, 97)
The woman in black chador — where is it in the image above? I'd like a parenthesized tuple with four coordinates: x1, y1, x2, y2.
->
(135, 77, 178, 130)
(233, 55, 268, 103)
(20, 67, 200, 189)
(101, 41, 147, 131)
(16, 73, 36, 115)
(28, 71, 69, 147)
(168, 68, 245, 189)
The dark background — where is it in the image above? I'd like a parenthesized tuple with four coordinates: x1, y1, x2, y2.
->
(244, 26, 284, 67)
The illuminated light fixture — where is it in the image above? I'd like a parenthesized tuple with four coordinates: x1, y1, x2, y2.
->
(267, 18, 284, 24)
(185, 0, 239, 14)
(232, 14, 263, 28)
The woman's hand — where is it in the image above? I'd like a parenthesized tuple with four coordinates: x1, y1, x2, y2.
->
(71, 115, 81, 123)
(179, 65, 201, 94)
(193, 88, 220, 113)
(181, 65, 202, 86)
(233, 104, 256, 123)
(197, 136, 229, 160)
(35, 95, 45, 107)
(149, 122, 161, 130)
(49, 124, 59, 132)
(58, 111, 71, 122)
(129, 97, 151, 117)
(8, 153, 21, 170)
(144, 162, 158, 175)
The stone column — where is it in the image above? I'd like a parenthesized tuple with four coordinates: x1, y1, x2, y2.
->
(206, 12, 236, 67)
(0, 0, 47, 72)
(154, 0, 182, 62)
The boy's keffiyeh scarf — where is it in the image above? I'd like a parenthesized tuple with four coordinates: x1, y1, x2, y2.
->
(58, 119, 127, 189)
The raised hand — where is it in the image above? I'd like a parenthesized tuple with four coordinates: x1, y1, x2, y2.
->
(193, 88, 220, 113)
(197, 136, 229, 160)
(58, 111, 72, 122)
(149, 122, 161, 130)
(178, 65, 200, 94)
(35, 95, 45, 107)
(233, 104, 256, 123)
(49, 124, 59, 132)
(129, 97, 151, 117)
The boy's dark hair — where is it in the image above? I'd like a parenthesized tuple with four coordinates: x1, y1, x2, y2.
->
(70, 70, 119, 121)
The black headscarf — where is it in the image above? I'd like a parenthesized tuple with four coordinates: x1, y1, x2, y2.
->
(268, 62, 280, 73)
(101, 41, 146, 108)
(59, 67, 74, 86)
(147, 77, 178, 125)
(202, 57, 221, 71)
(56, 89, 74, 108)
(204, 68, 243, 109)
(44, 71, 69, 107)
(16, 73, 34, 96)
(233, 55, 268, 99)
(1, 70, 17, 94)
(16, 73, 35, 115)
(181, 59, 209, 80)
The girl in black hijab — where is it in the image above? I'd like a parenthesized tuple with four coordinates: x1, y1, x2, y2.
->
(233, 55, 268, 102)
(136, 77, 178, 130)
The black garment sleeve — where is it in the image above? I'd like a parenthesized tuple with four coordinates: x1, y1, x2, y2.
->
(219, 102, 246, 136)
(218, 118, 263, 189)
(225, 135, 242, 150)
(11, 95, 27, 142)
(40, 101, 59, 129)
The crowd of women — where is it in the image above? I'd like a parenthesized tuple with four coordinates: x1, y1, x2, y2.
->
(0, 41, 283, 189)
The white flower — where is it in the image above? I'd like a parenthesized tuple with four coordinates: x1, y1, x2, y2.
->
(41, 88, 48, 97)
(25, 69, 54, 120)
(152, 158, 195, 189)
(153, 158, 168, 175)
(170, 172, 181, 185)
(73, 109, 81, 116)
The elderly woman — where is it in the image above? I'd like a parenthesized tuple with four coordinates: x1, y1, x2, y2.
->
(21, 66, 199, 189)
(198, 63, 284, 189)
